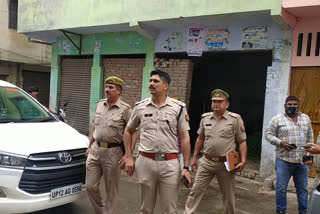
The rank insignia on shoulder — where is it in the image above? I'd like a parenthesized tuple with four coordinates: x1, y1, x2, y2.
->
(201, 112, 213, 118)
(135, 98, 149, 106)
(185, 114, 190, 122)
(228, 112, 240, 118)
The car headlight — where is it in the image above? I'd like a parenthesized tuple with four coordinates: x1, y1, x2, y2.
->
(0, 152, 27, 169)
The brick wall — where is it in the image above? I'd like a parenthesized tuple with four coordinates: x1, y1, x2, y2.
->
(154, 58, 193, 108)
(103, 58, 145, 106)
(102, 57, 193, 109)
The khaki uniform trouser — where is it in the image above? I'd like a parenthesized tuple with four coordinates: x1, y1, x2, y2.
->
(85, 143, 123, 214)
(135, 154, 181, 214)
(184, 157, 236, 214)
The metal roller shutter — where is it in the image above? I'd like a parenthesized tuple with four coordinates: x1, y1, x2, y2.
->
(59, 57, 93, 136)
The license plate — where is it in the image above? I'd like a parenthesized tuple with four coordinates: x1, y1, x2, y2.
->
(50, 183, 82, 200)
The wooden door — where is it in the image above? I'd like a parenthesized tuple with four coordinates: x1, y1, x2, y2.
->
(291, 67, 320, 177)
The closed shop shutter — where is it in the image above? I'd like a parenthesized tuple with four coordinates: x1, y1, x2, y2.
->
(22, 71, 50, 107)
(60, 57, 93, 136)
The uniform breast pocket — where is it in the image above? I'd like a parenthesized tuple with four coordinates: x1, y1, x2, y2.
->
(109, 117, 124, 128)
(204, 125, 213, 137)
(221, 123, 234, 138)
(141, 114, 157, 130)
(163, 112, 177, 132)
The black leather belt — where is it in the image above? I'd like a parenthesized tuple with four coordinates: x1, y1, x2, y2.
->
(96, 141, 121, 148)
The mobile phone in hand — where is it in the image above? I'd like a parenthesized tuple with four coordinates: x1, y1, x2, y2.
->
(302, 155, 313, 163)
(290, 144, 297, 149)
(302, 144, 312, 149)
(183, 176, 189, 188)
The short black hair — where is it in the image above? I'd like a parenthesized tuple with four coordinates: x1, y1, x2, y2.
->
(150, 70, 171, 85)
(27, 86, 39, 93)
(285, 96, 299, 104)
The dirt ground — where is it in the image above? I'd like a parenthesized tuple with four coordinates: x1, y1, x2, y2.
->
(27, 170, 316, 214)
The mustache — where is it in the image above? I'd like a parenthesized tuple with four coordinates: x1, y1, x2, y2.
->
(149, 86, 155, 89)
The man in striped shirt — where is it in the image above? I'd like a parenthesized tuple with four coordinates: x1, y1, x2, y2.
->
(265, 96, 314, 214)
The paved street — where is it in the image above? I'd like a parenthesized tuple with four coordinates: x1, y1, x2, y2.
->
(24, 170, 313, 214)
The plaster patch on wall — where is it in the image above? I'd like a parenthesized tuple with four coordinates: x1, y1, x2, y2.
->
(57, 40, 72, 54)
(94, 40, 101, 55)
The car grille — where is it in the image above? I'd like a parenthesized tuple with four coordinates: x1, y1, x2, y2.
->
(18, 148, 87, 194)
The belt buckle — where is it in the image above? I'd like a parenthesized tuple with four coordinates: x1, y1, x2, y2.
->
(155, 153, 166, 161)
(211, 157, 220, 162)
(100, 141, 108, 148)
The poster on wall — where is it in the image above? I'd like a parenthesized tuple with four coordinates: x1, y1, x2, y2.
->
(241, 26, 269, 49)
(205, 29, 230, 50)
(272, 40, 285, 62)
(187, 27, 205, 56)
(163, 32, 183, 52)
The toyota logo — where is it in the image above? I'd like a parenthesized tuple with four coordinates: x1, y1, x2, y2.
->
(58, 152, 72, 164)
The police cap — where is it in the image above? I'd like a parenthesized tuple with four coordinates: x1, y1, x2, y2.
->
(211, 89, 229, 100)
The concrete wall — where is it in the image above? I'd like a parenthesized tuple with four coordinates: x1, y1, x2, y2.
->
(18, 0, 281, 33)
(290, 17, 320, 66)
(0, 61, 21, 85)
(155, 12, 286, 52)
(0, 0, 51, 85)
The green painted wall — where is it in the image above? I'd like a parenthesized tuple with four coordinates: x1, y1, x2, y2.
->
(56, 31, 146, 55)
(50, 31, 154, 129)
(49, 44, 60, 111)
(89, 54, 103, 125)
(18, 0, 281, 33)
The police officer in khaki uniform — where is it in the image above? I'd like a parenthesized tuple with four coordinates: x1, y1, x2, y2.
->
(124, 70, 192, 214)
(184, 89, 247, 214)
(85, 76, 133, 214)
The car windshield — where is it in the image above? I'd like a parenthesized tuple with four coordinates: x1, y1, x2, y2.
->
(0, 86, 55, 123)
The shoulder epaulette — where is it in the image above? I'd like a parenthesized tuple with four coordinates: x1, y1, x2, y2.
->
(171, 98, 186, 107)
(97, 98, 107, 103)
(228, 112, 240, 118)
(135, 98, 149, 106)
(120, 100, 131, 108)
(201, 112, 213, 118)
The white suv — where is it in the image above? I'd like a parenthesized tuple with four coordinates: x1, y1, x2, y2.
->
(0, 80, 89, 214)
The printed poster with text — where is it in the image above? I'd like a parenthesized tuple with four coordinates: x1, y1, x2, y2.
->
(187, 27, 204, 56)
(241, 26, 269, 49)
(205, 29, 230, 50)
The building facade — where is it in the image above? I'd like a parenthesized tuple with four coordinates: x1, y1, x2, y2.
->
(281, 0, 320, 178)
(0, 0, 51, 106)
(18, 0, 293, 178)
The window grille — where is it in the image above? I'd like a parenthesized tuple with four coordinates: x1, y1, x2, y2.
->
(8, 0, 18, 30)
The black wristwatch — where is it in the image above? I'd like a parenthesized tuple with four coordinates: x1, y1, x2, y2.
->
(183, 166, 192, 171)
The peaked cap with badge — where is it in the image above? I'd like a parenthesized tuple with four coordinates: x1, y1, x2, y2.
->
(105, 76, 124, 88)
(211, 89, 229, 100)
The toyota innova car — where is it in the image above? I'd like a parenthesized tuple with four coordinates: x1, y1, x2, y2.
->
(0, 80, 89, 214)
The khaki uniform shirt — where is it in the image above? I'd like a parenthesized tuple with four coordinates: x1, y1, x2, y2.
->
(127, 96, 190, 153)
(198, 111, 246, 157)
(93, 98, 131, 143)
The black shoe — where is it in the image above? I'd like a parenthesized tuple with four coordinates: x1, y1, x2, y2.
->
(277, 211, 285, 214)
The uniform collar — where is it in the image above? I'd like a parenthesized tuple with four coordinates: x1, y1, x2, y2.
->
(147, 96, 172, 108)
(212, 110, 229, 119)
(106, 98, 121, 108)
